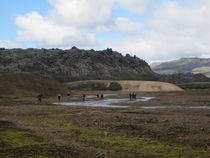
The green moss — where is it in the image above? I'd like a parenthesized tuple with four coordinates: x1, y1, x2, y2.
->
(0, 128, 42, 148)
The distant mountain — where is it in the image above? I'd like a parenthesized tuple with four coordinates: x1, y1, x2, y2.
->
(151, 58, 210, 77)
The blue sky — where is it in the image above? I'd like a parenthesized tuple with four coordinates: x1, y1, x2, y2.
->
(1, 0, 210, 62)
(0, 0, 49, 40)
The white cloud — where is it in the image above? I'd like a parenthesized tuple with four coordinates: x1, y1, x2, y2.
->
(15, 0, 146, 48)
(106, 1, 210, 62)
(96, 17, 142, 34)
(0, 40, 24, 48)
(13, 0, 210, 61)
(16, 11, 96, 47)
(48, 0, 114, 27)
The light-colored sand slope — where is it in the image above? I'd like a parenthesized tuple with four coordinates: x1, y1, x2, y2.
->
(118, 81, 183, 92)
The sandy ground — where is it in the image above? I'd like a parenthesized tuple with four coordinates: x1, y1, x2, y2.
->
(118, 81, 183, 92)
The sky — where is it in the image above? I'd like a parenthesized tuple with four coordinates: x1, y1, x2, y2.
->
(1, 0, 210, 63)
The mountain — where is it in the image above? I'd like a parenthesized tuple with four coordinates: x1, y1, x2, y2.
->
(151, 58, 210, 77)
(0, 48, 210, 84)
(0, 47, 158, 82)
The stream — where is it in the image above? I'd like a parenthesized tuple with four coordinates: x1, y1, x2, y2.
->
(53, 95, 210, 109)
(53, 97, 154, 108)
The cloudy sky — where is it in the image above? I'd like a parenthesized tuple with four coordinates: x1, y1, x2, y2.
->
(1, 0, 210, 62)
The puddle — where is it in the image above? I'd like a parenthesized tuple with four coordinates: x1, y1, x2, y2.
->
(53, 97, 154, 108)
(141, 105, 210, 109)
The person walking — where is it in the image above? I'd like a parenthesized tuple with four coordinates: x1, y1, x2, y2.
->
(82, 94, 86, 101)
(96, 94, 99, 98)
(129, 93, 132, 101)
(37, 93, 43, 103)
(67, 92, 71, 97)
(67, 92, 71, 101)
(100, 94, 104, 99)
(133, 92, 137, 100)
(57, 93, 62, 102)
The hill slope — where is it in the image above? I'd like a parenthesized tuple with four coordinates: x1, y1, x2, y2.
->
(0, 72, 66, 96)
(151, 58, 210, 77)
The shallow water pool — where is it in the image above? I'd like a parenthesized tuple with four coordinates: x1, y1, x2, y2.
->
(53, 97, 154, 108)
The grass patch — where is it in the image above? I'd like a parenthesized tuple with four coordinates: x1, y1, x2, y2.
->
(0, 98, 34, 106)
(23, 115, 210, 158)
(0, 144, 89, 158)
(0, 128, 42, 148)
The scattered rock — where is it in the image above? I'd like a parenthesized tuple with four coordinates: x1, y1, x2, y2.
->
(95, 152, 105, 158)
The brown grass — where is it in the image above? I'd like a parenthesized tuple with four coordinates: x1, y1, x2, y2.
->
(0, 72, 67, 97)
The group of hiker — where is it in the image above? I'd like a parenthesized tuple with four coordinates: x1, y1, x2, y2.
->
(129, 92, 137, 100)
(82, 93, 104, 101)
(36, 92, 70, 103)
(36, 92, 105, 103)
(96, 94, 104, 99)
(37, 92, 137, 103)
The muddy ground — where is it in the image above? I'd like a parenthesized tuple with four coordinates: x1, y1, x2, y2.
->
(0, 90, 210, 158)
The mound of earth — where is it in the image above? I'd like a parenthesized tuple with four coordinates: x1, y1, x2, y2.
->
(67, 80, 183, 92)
(118, 81, 183, 92)
(0, 72, 66, 97)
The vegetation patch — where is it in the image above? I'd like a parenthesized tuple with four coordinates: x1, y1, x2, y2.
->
(67, 80, 122, 91)
(22, 116, 210, 158)
(0, 121, 43, 149)
(0, 144, 89, 158)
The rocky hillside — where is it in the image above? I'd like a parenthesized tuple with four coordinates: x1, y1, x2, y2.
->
(151, 58, 210, 77)
(0, 48, 210, 84)
(0, 47, 157, 82)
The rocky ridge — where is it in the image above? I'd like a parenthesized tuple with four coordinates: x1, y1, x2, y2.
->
(0, 47, 157, 82)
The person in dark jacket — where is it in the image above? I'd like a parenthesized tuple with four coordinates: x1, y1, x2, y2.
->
(37, 94, 43, 103)
(100, 94, 104, 99)
(58, 93, 62, 102)
(82, 94, 86, 101)
(129, 93, 132, 100)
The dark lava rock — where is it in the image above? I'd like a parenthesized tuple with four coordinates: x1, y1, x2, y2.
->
(0, 48, 157, 82)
